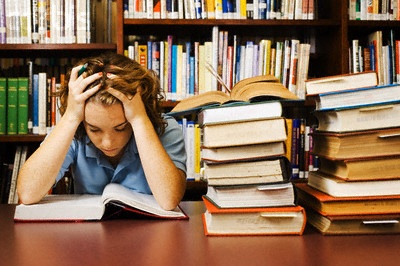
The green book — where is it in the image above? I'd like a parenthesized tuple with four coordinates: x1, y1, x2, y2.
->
(17, 77, 29, 134)
(0, 77, 6, 134)
(7, 78, 18, 135)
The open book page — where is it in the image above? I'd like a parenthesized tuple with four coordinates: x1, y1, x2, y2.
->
(102, 183, 187, 218)
(14, 194, 105, 221)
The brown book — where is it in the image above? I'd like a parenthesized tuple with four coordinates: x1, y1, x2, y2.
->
(311, 127, 400, 159)
(295, 182, 400, 216)
(202, 196, 306, 236)
(306, 208, 400, 235)
(201, 117, 287, 148)
(169, 75, 299, 115)
(203, 157, 291, 186)
(307, 171, 400, 198)
(318, 155, 400, 181)
(305, 71, 378, 96)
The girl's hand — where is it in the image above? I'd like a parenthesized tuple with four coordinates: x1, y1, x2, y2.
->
(64, 65, 102, 122)
(107, 87, 147, 125)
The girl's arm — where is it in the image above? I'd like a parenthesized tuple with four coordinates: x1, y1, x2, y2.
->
(107, 88, 186, 211)
(17, 68, 102, 204)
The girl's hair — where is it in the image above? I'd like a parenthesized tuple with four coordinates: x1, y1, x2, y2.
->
(58, 52, 166, 139)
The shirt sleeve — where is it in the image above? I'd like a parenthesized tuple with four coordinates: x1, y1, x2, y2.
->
(160, 115, 187, 173)
(55, 140, 77, 183)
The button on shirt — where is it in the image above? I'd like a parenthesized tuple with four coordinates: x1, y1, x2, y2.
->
(55, 115, 187, 195)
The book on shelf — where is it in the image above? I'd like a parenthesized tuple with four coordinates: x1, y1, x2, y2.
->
(203, 157, 291, 186)
(318, 155, 400, 181)
(0, 77, 6, 134)
(312, 83, 400, 111)
(201, 117, 287, 148)
(201, 141, 286, 164)
(202, 196, 306, 236)
(169, 75, 299, 115)
(204, 182, 295, 208)
(8, 146, 28, 204)
(196, 100, 283, 125)
(6, 77, 18, 135)
(313, 102, 400, 132)
(304, 71, 378, 96)
(14, 183, 188, 222)
(311, 127, 400, 159)
(295, 182, 400, 216)
(306, 208, 400, 235)
(307, 171, 400, 198)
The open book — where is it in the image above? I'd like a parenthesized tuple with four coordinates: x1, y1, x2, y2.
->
(169, 75, 299, 115)
(14, 183, 188, 222)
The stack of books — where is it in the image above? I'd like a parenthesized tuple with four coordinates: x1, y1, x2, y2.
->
(297, 71, 400, 235)
(199, 101, 307, 236)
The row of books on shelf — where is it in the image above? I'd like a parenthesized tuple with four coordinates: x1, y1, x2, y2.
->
(0, 70, 62, 135)
(0, 0, 116, 44)
(299, 70, 400, 235)
(0, 146, 28, 204)
(348, 0, 400, 21)
(123, 0, 315, 20)
(126, 28, 311, 101)
(350, 30, 400, 85)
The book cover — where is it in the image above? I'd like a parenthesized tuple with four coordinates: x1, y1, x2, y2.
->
(295, 182, 400, 216)
(201, 117, 287, 148)
(202, 196, 306, 236)
(305, 71, 378, 96)
(14, 183, 188, 222)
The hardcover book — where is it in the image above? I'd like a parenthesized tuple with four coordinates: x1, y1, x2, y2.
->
(14, 183, 188, 222)
(197, 100, 283, 125)
(201, 117, 287, 148)
(201, 141, 285, 164)
(295, 182, 400, 216)
(307, 171, 400, 198)
(313, 102, 400, 132)
(305, 71, 378, 95)
(202, 196, 306, 236)
(311, 127, 400, 159)
(313, 83, 400, 111)
(306, 208, 400, 235)
(203, 157, 291, 186)
(169, 75, 299, 115)
(204, 182, 295, 208)
(318, 155, 400, 181)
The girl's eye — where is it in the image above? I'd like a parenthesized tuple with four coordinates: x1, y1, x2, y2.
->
(89, 128, 100, 133)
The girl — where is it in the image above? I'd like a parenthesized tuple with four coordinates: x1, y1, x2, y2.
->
(17, 53, 187, 211)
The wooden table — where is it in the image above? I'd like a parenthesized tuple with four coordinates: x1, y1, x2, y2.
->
(1, 202, 400, 266)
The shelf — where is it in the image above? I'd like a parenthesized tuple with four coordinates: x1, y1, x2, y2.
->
(0, 135, 46, 143)
(0, 43, 117, 51)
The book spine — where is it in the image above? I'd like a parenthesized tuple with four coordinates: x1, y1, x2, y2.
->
(8, 146, 22, 204)
(290, 118, 301, 180)
(0, 77, 6, 134)
(7, 78, 18, 135)
(0, 0, 6, 43)
(17, 77, 29, 134)
(38, 72, 47, 135)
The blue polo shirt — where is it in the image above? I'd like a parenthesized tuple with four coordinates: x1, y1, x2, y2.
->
(55, 115, 187, 195)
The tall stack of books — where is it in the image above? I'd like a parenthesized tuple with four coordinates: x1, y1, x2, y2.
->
(297, 71, 400, 235)
(198, 101, 307, 236)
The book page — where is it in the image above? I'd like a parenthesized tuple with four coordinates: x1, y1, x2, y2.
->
(102, 183, 186, 218)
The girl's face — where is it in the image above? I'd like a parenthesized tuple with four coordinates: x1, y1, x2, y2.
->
(83, 101, 133, 160)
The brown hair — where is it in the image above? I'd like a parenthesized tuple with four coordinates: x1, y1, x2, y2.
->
(58, 52, 166, 138)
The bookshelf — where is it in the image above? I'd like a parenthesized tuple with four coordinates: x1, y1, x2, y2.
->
(1, 0, 400, 201)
